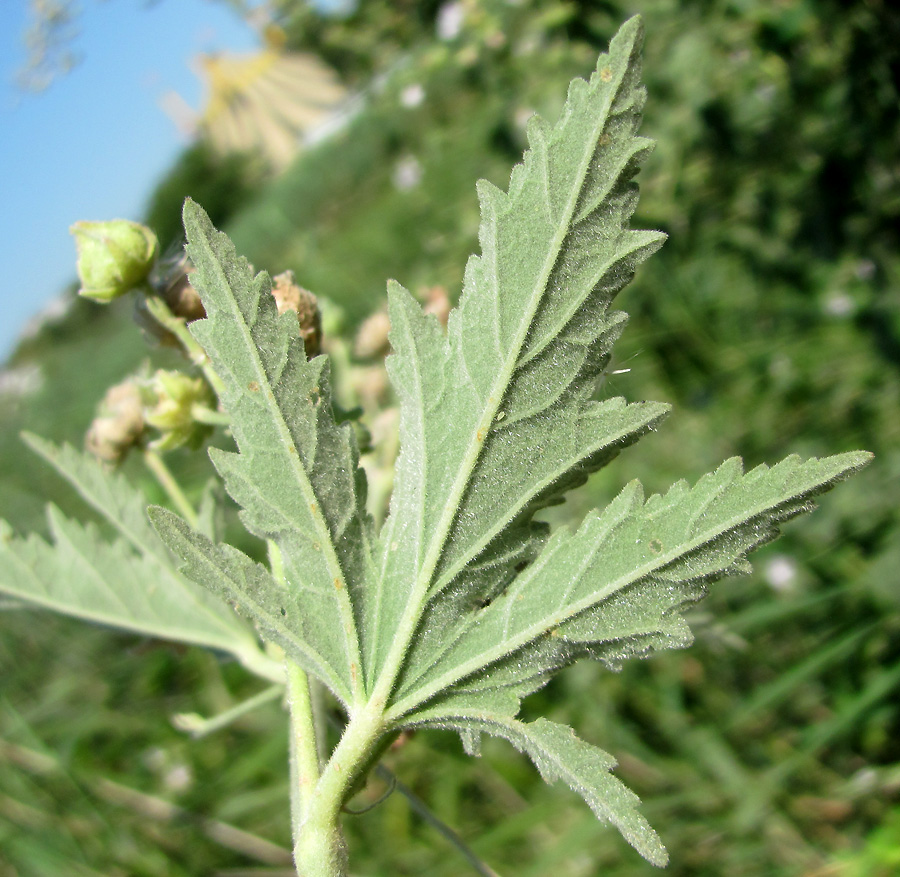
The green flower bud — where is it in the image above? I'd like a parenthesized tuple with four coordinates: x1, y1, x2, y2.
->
(85, 377, 146, 464)
(142, 369, 215, 451)
(70, 219, 159, 302)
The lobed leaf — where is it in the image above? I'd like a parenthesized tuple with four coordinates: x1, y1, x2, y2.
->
(22, 433, 182, 562)
(369, 15, 666, 685)
(0, 505, 269, 669)
(146, 16, 873, 867)
(175, 200, 376, 706)
(411, 714, 668, 867)
(389, 452, 872, 722)
(149, 505, 351, 701)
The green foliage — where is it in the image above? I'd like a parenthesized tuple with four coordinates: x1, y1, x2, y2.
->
(0, 433, 280, 681)
(146, 19, 865, 870)
(2, 3, 894, 874)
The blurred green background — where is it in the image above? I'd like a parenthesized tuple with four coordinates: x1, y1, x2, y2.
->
(1, 1, 898, 874)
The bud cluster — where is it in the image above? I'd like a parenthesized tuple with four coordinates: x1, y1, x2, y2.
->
(85, 369, 217, 464)
(73, 216, 328, 466)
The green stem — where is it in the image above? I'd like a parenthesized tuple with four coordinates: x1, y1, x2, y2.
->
(142, 448, 199, 530)
(294, 704, 386, 876)
(191, 404, 231, 426)
(288, 661, 332, 873)
(141, 291, 226, 397)
(270, 539, 331, 873)
(173, 684, 284, 738)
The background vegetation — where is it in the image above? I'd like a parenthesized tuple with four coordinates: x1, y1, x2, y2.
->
(1, 1, 898, 874)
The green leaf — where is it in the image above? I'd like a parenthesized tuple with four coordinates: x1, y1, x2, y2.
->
(22, 433, 186, 566)
(0, 438, 279, 681)
(414, 714, 668, 867)
(176, 199, 375, 707)
(368, 16, 667, 685)
(149, 505, 349, 700)
(149, 16, 872, 868)
(0, 507, 257, 659)
(386, 453, 872, 724)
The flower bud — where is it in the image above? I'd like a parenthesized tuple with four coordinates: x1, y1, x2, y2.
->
(271, 271, 322, 357)
(354, 310, 392, 359)
(70, 219, 159, 302)
(85, 377, 146, 464)
(163, 270, 206, 322)
(142, 369, 215, 451)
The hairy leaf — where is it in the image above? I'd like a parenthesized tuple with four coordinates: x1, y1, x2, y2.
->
(368, 16, 667, 685)
(149, 505, 351, 700)
(150, 16, 873, 866)
(0, 507, 276, 673)
(387, 453, 872, 722)
(413, 713, 668, 867)
(22, 433, 203, 563)
(179, 200, 375, 707)
(0, 438, 279, 679)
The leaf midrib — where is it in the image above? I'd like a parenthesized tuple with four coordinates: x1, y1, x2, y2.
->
(24, 436, 246, 639)
(371, 54, 629, 707)
(384, 477, 816, 721)
(190, 209, 367, 702)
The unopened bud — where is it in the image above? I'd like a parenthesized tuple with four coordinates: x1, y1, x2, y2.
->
(142, 370, 215, 451)
(85, 377, 146, 464)
(354, 310, 392, 359)
(422, 285, 451, 326)
(70, 220, 159, 302)
(162, 266, 206, 323)
(271, 271, 322, 357)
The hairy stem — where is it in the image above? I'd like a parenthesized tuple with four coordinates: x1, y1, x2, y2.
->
(287, 662, 322, 827)
(293, 703, 387, 877)
(142, 448, 199, 530)
(141, 290, 226, 397)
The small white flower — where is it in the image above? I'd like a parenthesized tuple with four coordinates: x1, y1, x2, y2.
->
(0, 363, 43, 398)
(823, 292, 854, 318)
(400, 83, 425, 108)
(164, 763, 194, 793)
(436, 2, 464, 40)
(764, 554, 797, 592)
(393, 155, 423, 191)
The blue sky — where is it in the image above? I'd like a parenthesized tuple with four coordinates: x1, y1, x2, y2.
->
(0, 0, 260, 362)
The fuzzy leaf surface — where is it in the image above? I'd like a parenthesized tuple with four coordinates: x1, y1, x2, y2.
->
(141, 17, 873, 869)
(388, 452, 872, 723)
(20, 434, 216, 566)
(148, 505, 337, 687)
(174, 200, 374, 706)
(0, 436, 263, 648)
(370, 15, 668, 685)
(414, 714, 668, 867)
(0, 505, 264, 659)
(391, 453, 869, 866)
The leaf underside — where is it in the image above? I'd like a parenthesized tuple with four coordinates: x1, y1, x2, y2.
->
(147, 15, 872, 865)
(0, 437, 260, 660)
